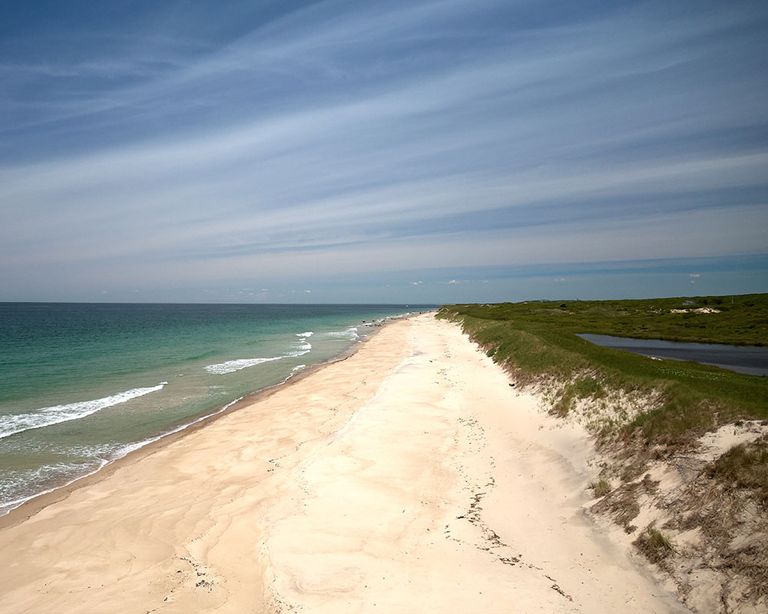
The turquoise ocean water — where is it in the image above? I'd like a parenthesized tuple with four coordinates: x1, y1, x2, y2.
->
(0, 303, 423, 515)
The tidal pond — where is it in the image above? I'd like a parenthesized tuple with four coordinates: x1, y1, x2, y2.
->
(578, 334, 768, 377)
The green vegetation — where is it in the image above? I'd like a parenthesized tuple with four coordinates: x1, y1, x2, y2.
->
(589, 479, 611, 498)
(707, 436, 768, 507)
(439, 294, 768, 445)
(634, 526, 675, 564)
(551, 376, 607, 417)
(446, 293, 768, 345)
(442, 295, 767, 599)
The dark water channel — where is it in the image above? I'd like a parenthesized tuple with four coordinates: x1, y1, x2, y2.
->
(578, 334, 768, 377)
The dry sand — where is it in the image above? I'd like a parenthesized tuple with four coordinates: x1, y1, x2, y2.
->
(0, 314, 685, 613)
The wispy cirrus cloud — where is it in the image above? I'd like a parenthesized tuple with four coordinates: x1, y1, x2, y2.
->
(0, 0, 766, 302)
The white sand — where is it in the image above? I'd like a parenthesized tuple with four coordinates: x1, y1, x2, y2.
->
(0, 314, 685, 612)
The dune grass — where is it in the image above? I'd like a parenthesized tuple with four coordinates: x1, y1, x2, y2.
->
(589, 479, 611, 498)
(634, 526, 675, 565)
(439, 294, 768, 445)
(706, 437, 768, 506)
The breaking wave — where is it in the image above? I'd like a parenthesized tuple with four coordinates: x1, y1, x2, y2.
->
(204, 356, 284, 375)
(206, 332, 315, 374)
(326, 327, 360, 340)
(0, 382, 168, 440)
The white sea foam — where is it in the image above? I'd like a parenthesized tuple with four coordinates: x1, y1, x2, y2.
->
(0, 395, 245, 517)
(0, 382, 168, 440)
(204, 356, 284, 374)
(284, 332, 313, 358)
(206, 331, 318, 375)
(280, 364, 308, 385)
(287, 341, 311, 357)
(326, 326, 360, 340)
(0, 459, 110, 516)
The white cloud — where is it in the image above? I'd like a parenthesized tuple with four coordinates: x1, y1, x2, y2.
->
(0, 1, 765, 300)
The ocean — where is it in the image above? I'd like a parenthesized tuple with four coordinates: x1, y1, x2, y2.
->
(0, 303, 422, 515)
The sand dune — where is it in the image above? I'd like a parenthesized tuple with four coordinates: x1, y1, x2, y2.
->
(0, 314, 684, 613)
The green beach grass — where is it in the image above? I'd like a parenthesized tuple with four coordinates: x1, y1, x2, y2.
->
(438, 294, 768, 446)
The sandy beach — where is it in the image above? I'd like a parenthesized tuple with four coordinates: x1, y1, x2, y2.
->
(0, 314, 684, 613)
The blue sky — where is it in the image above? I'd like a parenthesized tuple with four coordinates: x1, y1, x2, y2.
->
(1, 0, 767, 303)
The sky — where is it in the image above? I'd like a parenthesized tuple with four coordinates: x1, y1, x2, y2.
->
(1, 0, 767, 304)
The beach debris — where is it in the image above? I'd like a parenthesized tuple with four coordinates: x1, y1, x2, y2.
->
(546, 576, 574, 602)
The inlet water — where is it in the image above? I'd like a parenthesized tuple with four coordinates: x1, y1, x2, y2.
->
(578, 334, 768, 377)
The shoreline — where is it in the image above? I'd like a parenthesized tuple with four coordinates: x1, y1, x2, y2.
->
(0, 313, 683, 613)
(0, 315, 406, 531)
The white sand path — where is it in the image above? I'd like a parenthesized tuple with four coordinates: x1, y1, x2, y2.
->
(262, 314, 685, 613)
